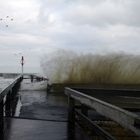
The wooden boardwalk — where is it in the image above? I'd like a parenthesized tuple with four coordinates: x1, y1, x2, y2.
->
(4, 78, 90, 140)
(1, 75, 140, 140)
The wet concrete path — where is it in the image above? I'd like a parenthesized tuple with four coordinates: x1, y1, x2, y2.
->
(6, 79, 90, 140)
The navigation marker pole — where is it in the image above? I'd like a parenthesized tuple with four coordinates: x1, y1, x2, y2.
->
(21, 56, 24, 76)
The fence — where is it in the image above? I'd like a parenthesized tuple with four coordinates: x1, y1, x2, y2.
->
(0, 76, 22, 140)
(65, 87, 140, 139)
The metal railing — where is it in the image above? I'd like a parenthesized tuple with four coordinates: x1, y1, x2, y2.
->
(0, 76, 23, 140)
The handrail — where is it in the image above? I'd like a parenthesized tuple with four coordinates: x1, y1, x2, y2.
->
(0, 75, 23, 140)
(0, 75, 22, 102)
(65, 87, 140, 137)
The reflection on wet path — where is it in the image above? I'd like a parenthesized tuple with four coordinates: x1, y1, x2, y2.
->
(17, 89, 68, 121)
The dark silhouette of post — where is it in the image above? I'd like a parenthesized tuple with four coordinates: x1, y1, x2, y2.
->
(31, 75, 33, 83)
(68, 96, 75, 139)
(21, 56, 24, 75)
(0, 100, 4, 140)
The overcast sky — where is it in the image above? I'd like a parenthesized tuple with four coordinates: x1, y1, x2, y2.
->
(0, 0, 140, 73)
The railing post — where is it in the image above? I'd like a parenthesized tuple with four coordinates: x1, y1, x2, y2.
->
(5, 91, 11, 117)
(68, 96, 75, 140)
(0, 100, 4, 140)
(11, 88, 16, 116)
(68, 96, 75, 125)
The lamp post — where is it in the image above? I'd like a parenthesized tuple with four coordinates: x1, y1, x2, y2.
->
(21, 56, 24, 75)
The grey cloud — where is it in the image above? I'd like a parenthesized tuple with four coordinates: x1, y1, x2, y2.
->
(62, 0, 140, 27)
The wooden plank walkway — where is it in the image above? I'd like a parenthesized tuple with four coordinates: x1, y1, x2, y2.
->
(2, 77, 140, 140)
(5, 79, 90, 140)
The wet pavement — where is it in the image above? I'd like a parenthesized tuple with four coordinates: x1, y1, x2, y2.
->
(6, 118, 67, 140)
(6, 79, 90, 140)
(18, 90, 68, 121)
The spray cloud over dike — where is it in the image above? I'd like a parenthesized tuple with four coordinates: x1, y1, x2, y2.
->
(41, 50, 140, 85)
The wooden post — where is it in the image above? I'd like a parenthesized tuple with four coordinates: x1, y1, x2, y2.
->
(68, 96, 75, 125)
(5, 91, 11, 117)
(11, 88, 16, 116)
(0, 100, 4, 140)
(68, 96, 75, 140)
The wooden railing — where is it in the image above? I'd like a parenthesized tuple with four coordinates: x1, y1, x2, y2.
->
(0, 76, 23, 140)
(65, 87, 140, 139)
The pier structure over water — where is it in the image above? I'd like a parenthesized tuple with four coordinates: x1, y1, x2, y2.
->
(0, 73, 140, 140)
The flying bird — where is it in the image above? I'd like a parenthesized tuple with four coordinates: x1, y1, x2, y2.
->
(0, 16, 14, 28)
